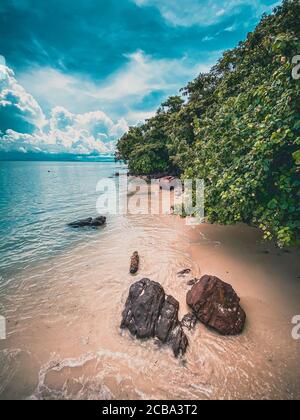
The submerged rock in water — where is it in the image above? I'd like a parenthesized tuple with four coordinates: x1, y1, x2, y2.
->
(181, 313, 198, 331)
(186, 275, 246, 335)
(121, 278, 188, 357)
(130, 251, 140, 275)
(68, 216, 106, 228)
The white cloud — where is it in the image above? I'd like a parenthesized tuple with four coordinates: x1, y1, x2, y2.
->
(91, 50, 212, 102)
(19, 50, 215, 124)
(0, 46, 220, 154)
(19, 67, 94, 115)
(126, 109, 156, 124)
(133, 0, 280, 27)
(0, 64, 47, 133)
(0, 64, 129, 155)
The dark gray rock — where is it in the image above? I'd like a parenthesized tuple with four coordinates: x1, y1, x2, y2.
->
(155, 295, 179, 343)
(121, 279, 188, 357)
(68, 216, 106, 228)
(181, 313, 198, 331)
(121, 279, 165, 339)
(168, 324, 189, 358)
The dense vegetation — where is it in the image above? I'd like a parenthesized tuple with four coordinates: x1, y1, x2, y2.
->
(116, 0, 300, 247)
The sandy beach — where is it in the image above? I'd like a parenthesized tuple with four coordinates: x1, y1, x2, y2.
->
(0, 205, 299, 400)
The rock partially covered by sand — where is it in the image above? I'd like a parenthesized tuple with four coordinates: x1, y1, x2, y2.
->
(68, 216, 106, 228)
(130, 251, 140, 275)
(187, 275, 246, 335)
(121, 278, 188, 357)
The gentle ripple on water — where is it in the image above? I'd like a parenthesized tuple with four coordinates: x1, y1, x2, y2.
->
(0, 161, 126, 278)
(0, 161, 300, 400)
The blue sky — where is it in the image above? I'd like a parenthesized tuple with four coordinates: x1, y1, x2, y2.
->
(0, 0, 280, 156)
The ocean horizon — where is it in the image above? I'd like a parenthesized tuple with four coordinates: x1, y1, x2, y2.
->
(0, 152, 116, 162)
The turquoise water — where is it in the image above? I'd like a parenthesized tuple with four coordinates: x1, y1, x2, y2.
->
(0, 161, 124, 276)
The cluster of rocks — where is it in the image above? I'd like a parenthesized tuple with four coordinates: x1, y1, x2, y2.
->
(121, 279, 188, 357)
(67, 213, 247, 357)
(121, 273, 246, 358)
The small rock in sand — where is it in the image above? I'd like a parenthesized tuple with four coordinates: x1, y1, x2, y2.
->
(177, 269, 191, 277)
(187, 278, 199, 287)
(181, 313, 198, 331)
(168, 324, 188, 358)
(130, 251, 140, 274)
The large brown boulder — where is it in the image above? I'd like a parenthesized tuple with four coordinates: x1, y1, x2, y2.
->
(186, 275, 246, 335)
(121, 279, 188, 357)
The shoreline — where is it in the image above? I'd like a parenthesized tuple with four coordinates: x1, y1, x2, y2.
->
(0, 210, 300, 399)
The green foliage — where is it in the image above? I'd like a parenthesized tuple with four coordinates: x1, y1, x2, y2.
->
(116, 0, 300, 247)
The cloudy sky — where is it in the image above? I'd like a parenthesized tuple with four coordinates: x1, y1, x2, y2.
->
(0, 0, 280, 157)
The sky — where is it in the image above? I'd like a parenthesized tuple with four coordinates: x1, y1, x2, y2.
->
(0, 0, 280, 157)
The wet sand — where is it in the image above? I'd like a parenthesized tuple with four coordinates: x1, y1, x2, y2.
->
(0, 210, 300, 400)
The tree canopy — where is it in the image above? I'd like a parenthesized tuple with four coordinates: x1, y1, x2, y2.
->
(116, 0, 300, 247)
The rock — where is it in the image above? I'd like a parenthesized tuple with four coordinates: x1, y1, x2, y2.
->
(168, 324, 189, 357)
(155, 295, 179, 343)
(177, 269, 191, 277)
(187, 278, 199, 287)
(68, 216, 106, 228)
(181, 313, 198, 331)
(121, 279, 188, 357)
(186, 275, 246, 335)
(130, 251, 140, 275)
(121, 279, 165, 339)
(90, 216, 107, 227)
(159, 176, 177, 191)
